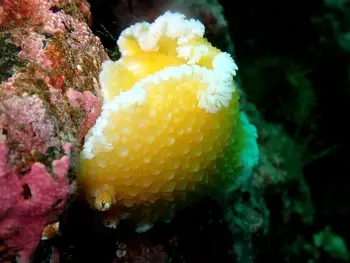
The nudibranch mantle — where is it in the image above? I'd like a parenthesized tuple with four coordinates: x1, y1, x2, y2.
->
(79, 11, 259, 230)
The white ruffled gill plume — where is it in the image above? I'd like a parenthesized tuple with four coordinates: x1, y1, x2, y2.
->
(115, 11, 239, 114)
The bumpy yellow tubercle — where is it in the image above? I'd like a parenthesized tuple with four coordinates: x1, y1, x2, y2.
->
(79, 11, 258, 230)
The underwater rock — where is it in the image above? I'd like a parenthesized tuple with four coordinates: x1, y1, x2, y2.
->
(0, 0, 107, 262)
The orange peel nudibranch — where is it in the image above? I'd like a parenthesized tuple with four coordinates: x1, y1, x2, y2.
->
(78, 11, 259, 230)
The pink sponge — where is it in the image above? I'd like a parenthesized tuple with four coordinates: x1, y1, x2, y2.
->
(0, 141, 71, 263)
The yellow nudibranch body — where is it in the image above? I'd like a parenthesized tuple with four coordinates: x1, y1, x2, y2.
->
(79, 11, 259, 231)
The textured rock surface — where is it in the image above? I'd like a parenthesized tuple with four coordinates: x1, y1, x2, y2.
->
(0, 0, 108, 262)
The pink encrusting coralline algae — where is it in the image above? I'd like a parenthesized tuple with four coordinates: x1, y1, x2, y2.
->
(0, 0, 108, 262)
(0, 139, 70, 262)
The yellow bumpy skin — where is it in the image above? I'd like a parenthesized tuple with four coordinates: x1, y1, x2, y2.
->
(79, 11, 259, 230)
